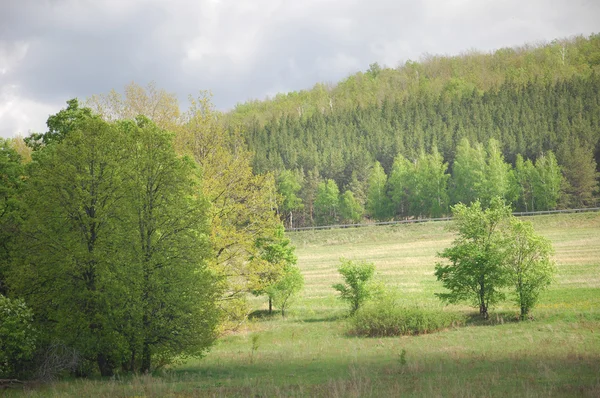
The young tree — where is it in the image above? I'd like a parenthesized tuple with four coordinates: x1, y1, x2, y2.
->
(314, 179, 340, 225)
(410, 148, 450, 218)
(559, 139, 599, 207)
(276, 169, 304, 229)
(481, 139, 515, 207)
(333, 259, 376, 314)
(388, 154, 413, 218)
(265, 265, 304, 317)
(533, 151, 562, 211)
(366, 161, 392, 220)
(503, 218, 556, 320)
(339, 190, 364, 224)
(514, 154, 537, 212)
(435, 198, 511, 319)
(451, 138, 486, 205)
(251, 224, 297, 314)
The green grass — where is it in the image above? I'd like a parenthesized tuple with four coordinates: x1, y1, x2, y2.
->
(11, 212, 600, 397)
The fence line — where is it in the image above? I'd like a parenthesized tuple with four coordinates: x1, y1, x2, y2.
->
(286, 207, 600, 232)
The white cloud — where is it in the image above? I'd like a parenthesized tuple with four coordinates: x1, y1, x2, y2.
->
(0, 85, 60, 137)
(0, 0, 598, 138)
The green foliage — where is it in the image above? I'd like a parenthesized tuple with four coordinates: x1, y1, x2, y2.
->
(503, 219, 556, 320)
(388, 154, 412, 218)
(277, 169, 304, 228)
(11, 104, 220, 376)
(339, 190, 364, 223)
(0, 139, 24, 296)
(119, 116, 220, 373)
(366, 161, 392, 220)
(350, 295, 465, 337)
(559, 139, 599, 207)
(264, 264, 304, 317)
(533, 151, 562, 211)
(436, 198, 557, 319)
(0, 295, 37, 378)
(24, 98, 94, 149)
(332, 259, 376, 314)
(252, 224, 298, 313)
(435, 198, 511, 318)
(234, 35, 600, 227)
(410, 148, 450, 218)
(314, 179, 340, 225)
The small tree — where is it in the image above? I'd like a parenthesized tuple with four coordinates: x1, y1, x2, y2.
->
(339, 190, 364, 224)
(504, 218, 556, 320)
(251, 224, 297, 314)
(333, 259, 376, 314)
(435, 198, 510, 319)
(265, 265, 304, 317)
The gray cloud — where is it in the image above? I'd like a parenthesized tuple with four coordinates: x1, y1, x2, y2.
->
(0, 0, 598, 137)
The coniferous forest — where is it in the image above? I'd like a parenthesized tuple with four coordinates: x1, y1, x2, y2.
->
(227, 34, 600, 228)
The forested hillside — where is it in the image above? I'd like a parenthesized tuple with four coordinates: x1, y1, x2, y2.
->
(227, 34, 600, 228)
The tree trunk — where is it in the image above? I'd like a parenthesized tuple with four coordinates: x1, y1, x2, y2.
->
(97, 353, 114, 377)
(268, 297, 272, 314)
(479, 303, 488, 319)
(140, 343, 151, 374)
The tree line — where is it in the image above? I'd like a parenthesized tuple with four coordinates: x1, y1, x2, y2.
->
(274, 137, 597, 228)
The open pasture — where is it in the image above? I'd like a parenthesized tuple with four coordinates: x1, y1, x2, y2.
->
(12, 212, 600, 397)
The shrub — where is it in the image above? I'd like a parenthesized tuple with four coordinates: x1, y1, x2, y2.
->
(349, 295, 465, 337)
(0, 295, 37, 378)
(333, 259, 376, 314)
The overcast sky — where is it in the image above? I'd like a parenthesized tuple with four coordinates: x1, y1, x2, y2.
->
(0, 0, 599, 138)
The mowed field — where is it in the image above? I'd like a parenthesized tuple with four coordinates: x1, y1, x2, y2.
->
(12, 212, 600, 397)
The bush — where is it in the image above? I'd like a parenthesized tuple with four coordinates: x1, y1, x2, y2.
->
(333, 259, 377, 314)
(0, 295, 37, 378)
(349, 295, 465, 337)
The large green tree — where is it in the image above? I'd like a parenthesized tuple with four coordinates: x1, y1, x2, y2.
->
(119, 117, 219, 373)
(435, 198, 511, 319)
(15, 116, 130, 376)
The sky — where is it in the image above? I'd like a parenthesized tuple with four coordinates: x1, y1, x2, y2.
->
(0, 0, 599, 138)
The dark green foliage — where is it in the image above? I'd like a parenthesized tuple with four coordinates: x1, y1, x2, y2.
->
(332, 259, 376, 314)
(559, 139, 599, 207)
(0, 295, 37, 378)
(0, 139, 24, 296)
(350, 296, 465, 337)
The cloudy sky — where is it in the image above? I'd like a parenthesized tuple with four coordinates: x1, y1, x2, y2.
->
(0, 0, 598, 138)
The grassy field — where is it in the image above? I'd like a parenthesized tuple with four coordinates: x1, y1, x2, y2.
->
(12, 212, 600, 397)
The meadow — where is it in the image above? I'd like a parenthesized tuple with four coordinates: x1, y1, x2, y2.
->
(11, 212, 600, 397)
